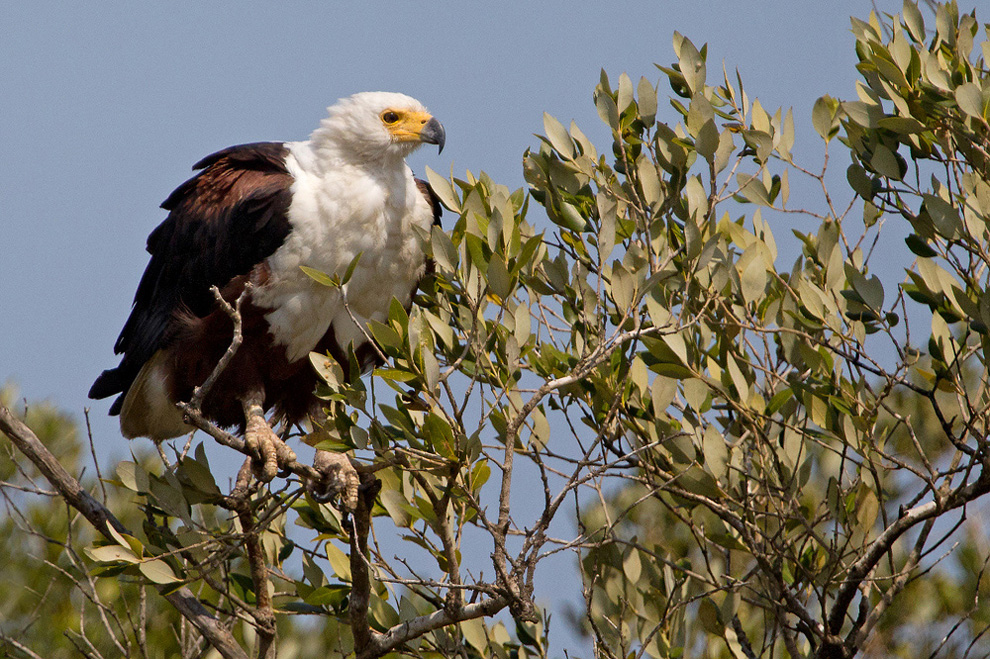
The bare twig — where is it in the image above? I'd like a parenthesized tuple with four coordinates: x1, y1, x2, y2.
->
(189, 286, 248, 411)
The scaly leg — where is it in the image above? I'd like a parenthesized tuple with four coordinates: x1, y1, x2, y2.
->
(241, 394, 296, 482)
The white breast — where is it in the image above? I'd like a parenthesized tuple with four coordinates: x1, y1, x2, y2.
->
(251, 143, 433, 362)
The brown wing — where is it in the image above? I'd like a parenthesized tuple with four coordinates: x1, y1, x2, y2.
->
(415, 177, 443, 227)
(90, 142, 294, 414)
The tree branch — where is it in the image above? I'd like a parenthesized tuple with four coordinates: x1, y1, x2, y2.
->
(0, 403, 250, 659)
(356, 595, 509, 659)
(348, 474, 378, 655)
(820, 460, 990, 658)
(230, 459, 277, 659)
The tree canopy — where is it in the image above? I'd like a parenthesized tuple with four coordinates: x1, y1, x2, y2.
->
(3, 2, 990, 658)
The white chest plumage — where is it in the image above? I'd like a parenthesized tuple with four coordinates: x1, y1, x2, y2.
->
(252, 143, 432, 362)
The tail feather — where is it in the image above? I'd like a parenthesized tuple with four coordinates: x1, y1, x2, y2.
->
(90, 365, 138, 417)
(89, 367, 125, 400)
(108, 394, 124, 416)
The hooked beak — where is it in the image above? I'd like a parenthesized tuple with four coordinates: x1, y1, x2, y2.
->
(420, 116, 446, 154)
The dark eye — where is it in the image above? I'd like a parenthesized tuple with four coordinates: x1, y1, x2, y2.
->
(382, 111, 400, 124)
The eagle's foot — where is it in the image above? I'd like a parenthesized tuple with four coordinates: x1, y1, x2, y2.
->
(244, 415, 296, 482)
(306, 450, 359, 511)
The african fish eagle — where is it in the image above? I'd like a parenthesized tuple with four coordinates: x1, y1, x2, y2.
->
(89, 92, 444, 488)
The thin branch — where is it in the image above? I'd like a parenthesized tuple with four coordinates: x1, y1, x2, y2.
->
(189, 286, 247, 410)
(230, 459, 276, 659)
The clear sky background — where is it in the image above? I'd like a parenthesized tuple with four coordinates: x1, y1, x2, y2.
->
(1, 0, 918, 652)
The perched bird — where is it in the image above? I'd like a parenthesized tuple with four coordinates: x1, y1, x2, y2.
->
(89, 92, 444, 491)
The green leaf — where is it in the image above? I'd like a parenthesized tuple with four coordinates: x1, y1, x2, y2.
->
(651, 376, 677, 414)
(542, 113, 575, 159)
(380, 489, 415, 527)
(610, 263, 636, 310)
(737, 173, 771, 206)
(529, 407, 550, 450)
(431, 225, 458, 272)
(85, 544, 141, 564)
(595, 91, 619, 129)
(738, 245, 768, 304)
(302, 586, 348, 609)
(555, 200, 588, 233)
(470, 459, 491, 491)
(310, 351, 344, 386)
(876, 116, 925, 134)
(637, 76, 658, 120)
(514, 301, 532, 344)
(623, 548, 642, 583)
(421, 348, 440, 393)
(340, 252, 363, 286)
(388, 296, 409, 330)
(766, 388, 794, 415)
(651, 362, 694, 379)
(138, 559, 180, 584)
(741, 129, 772, 163)
(678, 36, 706, 94)
(149, 475, 191, 522)
(714, 129, 735, 174)
(425, 166, 461, 212)
(424, 309, 455, 348)
(106, 524, 144, 557)
(905, 234, 938, 257)
(302, 553, 328, 588)
(326, 543, 351, 582)
(698, 598, 723, 634)
(369, 597, 400, 630)
(854, 274, 884, 310)
(726, 352, 749, 399)
(846, 164, 876, 199)
(863, 200, 882, 228)
(461, 618, 489, 652)
(486, 256, 512, 300)
(116, 461, 149, 493)
(637, 155, 663, 205)
(349, 425, 369, 450)
(300, 265, 338, 288)
(924, 194, 962, 238)
(617, 72, 634, 113)
(955, 83, 986, 119)
(424, 412, 456, 459)
(702, 424, 728, 478)
(695, 119, 719, 160)
(870, 145, 903, 180)
(178, 451, 221, 498)
(902, 0, 925, 41)
(856, 485, 880, 532)
(812, 96, 837, 142)
(368, 321, 401, 353)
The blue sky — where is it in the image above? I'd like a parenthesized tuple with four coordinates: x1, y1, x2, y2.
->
(1, 0, 915, 651)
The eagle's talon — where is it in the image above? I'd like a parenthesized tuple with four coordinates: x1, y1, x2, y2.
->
(305, 450, 360, 512)
(245, 415, 279, 481)
(275, 439, 297, 465)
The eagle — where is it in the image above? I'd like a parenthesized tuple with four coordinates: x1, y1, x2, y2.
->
(89, 92, 444, 490)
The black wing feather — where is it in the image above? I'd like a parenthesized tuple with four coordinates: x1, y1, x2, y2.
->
(415, 178, 443, 226)
(90, 142, 294, 411)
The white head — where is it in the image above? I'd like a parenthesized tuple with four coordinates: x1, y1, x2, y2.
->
(311, 91, 445, 163)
